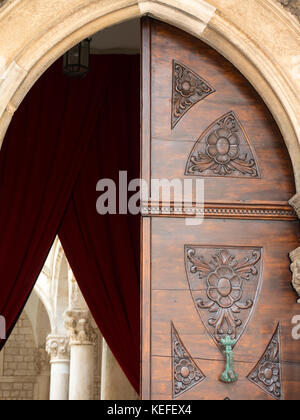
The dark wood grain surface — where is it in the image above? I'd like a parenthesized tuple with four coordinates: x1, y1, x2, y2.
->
(141, 18, 300, 400)
(144, 19, 295, 204)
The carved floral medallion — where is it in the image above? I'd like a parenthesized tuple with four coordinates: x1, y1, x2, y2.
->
(185, 246, 262, 349)
(171, 322, 206, 398)
(185, 111, 260, 177)
(172, 61, 215, 129)
(247, 323, 282, 400)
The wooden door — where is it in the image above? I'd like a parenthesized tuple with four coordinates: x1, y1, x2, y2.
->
(141, 18, 300, 400)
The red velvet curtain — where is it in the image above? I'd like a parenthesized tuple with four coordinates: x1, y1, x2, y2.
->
(59, 57, 140, 392)
(0, 55, 140, 393)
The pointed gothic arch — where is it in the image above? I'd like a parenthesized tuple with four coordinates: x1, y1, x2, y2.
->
(0, 0, 298, 189)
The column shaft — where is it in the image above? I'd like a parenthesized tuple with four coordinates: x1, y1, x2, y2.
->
(46, 335, 70, 400)
(49, 361, 70, 400)
(65, 309, 96, 401)
(69, 343, 94, 400)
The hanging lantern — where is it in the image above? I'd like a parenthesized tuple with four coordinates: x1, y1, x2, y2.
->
(63, 38, 91, 78)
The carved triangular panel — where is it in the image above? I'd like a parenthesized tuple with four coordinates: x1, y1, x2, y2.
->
(247, 323, 283, 400)
(171, 322, 206, 398)
(185, 111, 260, 178)
(172, 60, 215, 129)
(185, 246, 263, 350)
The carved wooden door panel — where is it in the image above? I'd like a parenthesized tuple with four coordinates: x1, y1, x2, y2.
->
(141, 18, 300, 400)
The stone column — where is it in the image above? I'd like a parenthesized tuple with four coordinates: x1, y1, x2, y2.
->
(64, 309, 96, 400)
(101, 339, 139, 400)
(46, 335, 70, 400)
(34, 347, 50, 400)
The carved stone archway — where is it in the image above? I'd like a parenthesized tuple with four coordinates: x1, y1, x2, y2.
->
(0, 0, 299, 399)
(0, 0, 299, 257)
(0, 0, 299, 189)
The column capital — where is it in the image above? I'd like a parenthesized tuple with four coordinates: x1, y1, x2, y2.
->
(289, 193, 300, 219)
(64, 309, 97, 345)
(290, 246, 300, 303)
(46, 335, 70, 362)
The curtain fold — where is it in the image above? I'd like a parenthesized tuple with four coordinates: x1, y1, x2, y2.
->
(59, 56, 141, 392)
(0, 55, 140, 393)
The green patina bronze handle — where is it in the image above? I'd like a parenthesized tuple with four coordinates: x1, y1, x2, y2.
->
(220, 336, 238, 383)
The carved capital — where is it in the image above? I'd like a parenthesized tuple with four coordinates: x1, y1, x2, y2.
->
(288, 193, 300, 219)
(46, 335, 70, 362)
(64, 309, 97, 345)
(289, 247, 300, 303)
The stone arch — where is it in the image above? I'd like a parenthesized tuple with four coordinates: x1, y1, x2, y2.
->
(32, 275, 55, 334)
(54, 254, 69, 334)
(33, 238, 69, 333)
(24, 289, 52, 348)
(48, 241, 70, 335)
(0, 0, 298, 186)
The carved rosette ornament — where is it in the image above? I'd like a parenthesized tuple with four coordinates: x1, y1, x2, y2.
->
(46, 335, 70, 362)
(172, 61, 215, 128)
(247, 324, 282, 400)
(185, 246, 262, 349)
(171, 322, 205, 398)
(64, 309, 97, 345)
(185, 111, 260, 177)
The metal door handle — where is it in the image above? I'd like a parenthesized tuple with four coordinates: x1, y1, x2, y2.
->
(220, 336, 238, 383)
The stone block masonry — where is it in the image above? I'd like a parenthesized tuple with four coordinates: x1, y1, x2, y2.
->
(0, 312, 37, 400)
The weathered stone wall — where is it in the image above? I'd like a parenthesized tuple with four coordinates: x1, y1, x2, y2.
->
(0, 312, 37, 400)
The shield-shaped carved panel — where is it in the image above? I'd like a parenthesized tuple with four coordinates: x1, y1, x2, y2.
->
(185, 111, 260, 178)
(185, 246, 263, 349)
